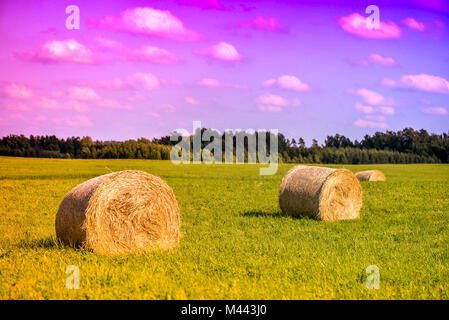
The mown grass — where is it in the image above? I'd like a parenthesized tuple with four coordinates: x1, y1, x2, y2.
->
(0, 156, 448, 299)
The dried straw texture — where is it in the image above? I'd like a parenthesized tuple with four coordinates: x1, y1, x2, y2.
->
(355, 170, 386, 182)
(279, 165, 362, 221)
(55, 170, 180, 255)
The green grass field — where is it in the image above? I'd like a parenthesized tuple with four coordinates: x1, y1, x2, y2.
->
(0, 156, 448, 299)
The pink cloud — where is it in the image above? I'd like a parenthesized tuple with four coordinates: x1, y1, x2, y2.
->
(89, 78, 126, 90)
(34, 86, 132, 111)
(355, 102, 375, 114)
(129, 73, 161, 90)
(382, 74, 449, 94)
(30, 96, 89, 113)
(120, 46, 178, 64)
(96, 98, 133, 110)
(256, 93, 290, 106)
(422, 107, 448, 115)
(159, 104, 176, 112)
(354, 119, 388, 129)
(262, 75, 310, 91)
(128, 92, 145, 102)
(146, 112, 160, 118)
(67, 88, 132, 110)
(2, 83, 33, 99)
(338, 13, 401, 39)
(195, 78, 246, 89)
(89, 7, 204, 41)
(356, 89, 386, 105)
(366, 115, 386, 121)
(256, 93, 300, 112)
(354, 101, 395, 116)
(195, 42, 243, 61)
(95, 37, 178, 64)
(184, 97, 201, 105)
(401, 18, 425, 32)
(178, 0, 224, 10)
(380, 106, 395, 115)
(258, 105, 283, 112)
(65, 115, 93, 127)
(197, 78, 221, 87)
(238, 16, 285, 32)
(34, 97, 78, 112)
(69, 87, 101, 101)
(82, 73, 162, 91)
(95, 36, 123, 50)
(356, 53, 397, 66)
(17, 40, 95, 64)
(381, 78, 397, 87)
(35, 98, 62, 110)
(160, 79, 182, 86)
(66, 100, 89, 112)
(400, 18, 446, 38)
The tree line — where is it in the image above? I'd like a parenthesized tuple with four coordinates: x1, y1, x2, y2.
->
(0, 127, 447, 164)
(0, 135, 171, 160)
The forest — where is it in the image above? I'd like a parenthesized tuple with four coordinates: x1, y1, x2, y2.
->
(0, 128, 447, 164)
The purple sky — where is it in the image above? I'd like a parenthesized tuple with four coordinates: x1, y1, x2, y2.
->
(0, 0, 448, 144)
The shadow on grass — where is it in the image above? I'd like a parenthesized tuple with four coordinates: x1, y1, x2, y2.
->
(243, 210, 285, 218)
(15, 236, 85, 252)
(242, 210, 316, 221)
(15, 236, 60, 250)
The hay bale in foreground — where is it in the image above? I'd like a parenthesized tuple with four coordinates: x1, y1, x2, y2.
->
(355, 170, 386, 182)
(55, 170, 180, 255)
(279, 165, 362, 221)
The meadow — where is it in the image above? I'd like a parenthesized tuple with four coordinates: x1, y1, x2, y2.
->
(0, 156, 448, 299)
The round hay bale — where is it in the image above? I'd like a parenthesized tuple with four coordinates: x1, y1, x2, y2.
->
(279, 165, 362, 221)
(55, 170, 181, 255)
(355, 170, 386, 181)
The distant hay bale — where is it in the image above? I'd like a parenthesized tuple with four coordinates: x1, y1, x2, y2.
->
(55, 170, 181, 255)
(279, 165, 362, 221)
(355, 170, 386, 182)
